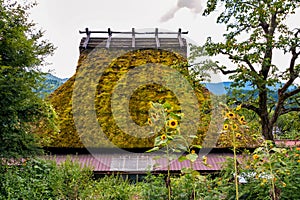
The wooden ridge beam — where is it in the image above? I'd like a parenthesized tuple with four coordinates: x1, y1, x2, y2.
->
(79, 28, 188, 35)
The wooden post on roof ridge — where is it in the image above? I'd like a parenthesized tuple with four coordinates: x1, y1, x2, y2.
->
(106, 28, 112, 48)
(155, 28, 160, 48)
(178, 28, 184, 47)
(132, 28, 135, 48)
(83, 28, 91, 49)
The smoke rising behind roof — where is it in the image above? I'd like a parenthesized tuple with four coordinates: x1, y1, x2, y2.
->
(160, 0, 203, 22)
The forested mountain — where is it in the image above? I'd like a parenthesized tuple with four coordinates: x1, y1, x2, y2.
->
(41, 74, 68, 95)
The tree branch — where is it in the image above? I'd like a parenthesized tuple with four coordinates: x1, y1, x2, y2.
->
(219, 68, 237, 75)
(241, 103, 260, 115)
(283, 87, 300, 100)
(219, 49, 258, 75)
(281, 107, 300, 115)
(278, 28, 300, 100)
(243, 55, 258, 74)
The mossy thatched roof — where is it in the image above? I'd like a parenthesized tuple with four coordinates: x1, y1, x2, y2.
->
(39, 36, 260, 149)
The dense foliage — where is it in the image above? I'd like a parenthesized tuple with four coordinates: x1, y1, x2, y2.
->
(0, 1, 55, 158)
(0, 158, 92, 200)
(0, 145, 299, 199)
(275, 111, 300, 139)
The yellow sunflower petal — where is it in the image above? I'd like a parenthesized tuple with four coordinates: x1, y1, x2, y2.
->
(168, 119, 178, 129)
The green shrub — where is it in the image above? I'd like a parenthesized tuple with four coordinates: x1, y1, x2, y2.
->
(0, 159, 58, 199)
(81, 174, 142, 200)
(138, 173, 168, 200)
(0, 158, 93, 200)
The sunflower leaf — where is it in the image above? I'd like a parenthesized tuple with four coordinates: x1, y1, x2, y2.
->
(146, 147, 159, 153)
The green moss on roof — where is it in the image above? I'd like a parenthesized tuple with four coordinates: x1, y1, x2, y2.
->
(43, 48, 212, 148)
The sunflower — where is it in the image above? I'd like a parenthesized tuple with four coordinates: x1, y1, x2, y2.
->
(226, 112, 236, 119)
(253, 154, 259, 160)
(231, 124, 238, 131)
(161, 134, 167, 140)
(168, 119, 178, 129)
(223, 124, 229, 130)
(235, 132, 242, 139)
(239, 116, 246, 124)
(191, 150, 196, 154)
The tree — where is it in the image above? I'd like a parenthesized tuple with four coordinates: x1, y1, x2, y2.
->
(0, 1, 55, 159)
(195, 0, 300, 140)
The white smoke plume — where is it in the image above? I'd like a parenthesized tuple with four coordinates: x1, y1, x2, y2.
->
(160, 0, 204, 22)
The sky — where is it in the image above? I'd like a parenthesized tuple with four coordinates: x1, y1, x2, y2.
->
(29, 0, 224, 79)
(29, 0, 299, 83)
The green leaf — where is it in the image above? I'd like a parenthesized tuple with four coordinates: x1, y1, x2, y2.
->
(177, 144, 188, 152)
(154, 136, 168, 146)
(254, 147, 263, 153)
(181, 167, 193, 174)
(189, 135, 198, 139)
(167, 135, 174, 140)
(186, 153, 198, 162)
(173, 135, 184, 140)
(178, 155, 188, 162)
(271, 147, 283, 153)
(192, 170, 200, 177)
(191, 145, 202, 149)
(170, 112, 182, 120)
(146, 147, 160, 153)
(162, 102, 172, 109)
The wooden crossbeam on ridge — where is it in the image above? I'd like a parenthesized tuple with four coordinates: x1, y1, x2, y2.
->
(79, 28, 188, 49)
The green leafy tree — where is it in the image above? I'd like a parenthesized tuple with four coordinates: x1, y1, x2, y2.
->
(275, 111, 300, 139)
(196, 0, 300, 140)
(0, 1, 55, 159)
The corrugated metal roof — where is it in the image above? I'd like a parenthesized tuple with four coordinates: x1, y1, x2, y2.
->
(50, 154, 111, 171)
(154, 153, 232, 171)
(275, 140, 300, 147)
(41, 140, 300, 173)
(45, 152, 233, 173)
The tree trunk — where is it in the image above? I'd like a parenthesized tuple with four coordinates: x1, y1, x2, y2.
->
(259, 86, 274, 141)
(261, 118, 274, 141)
